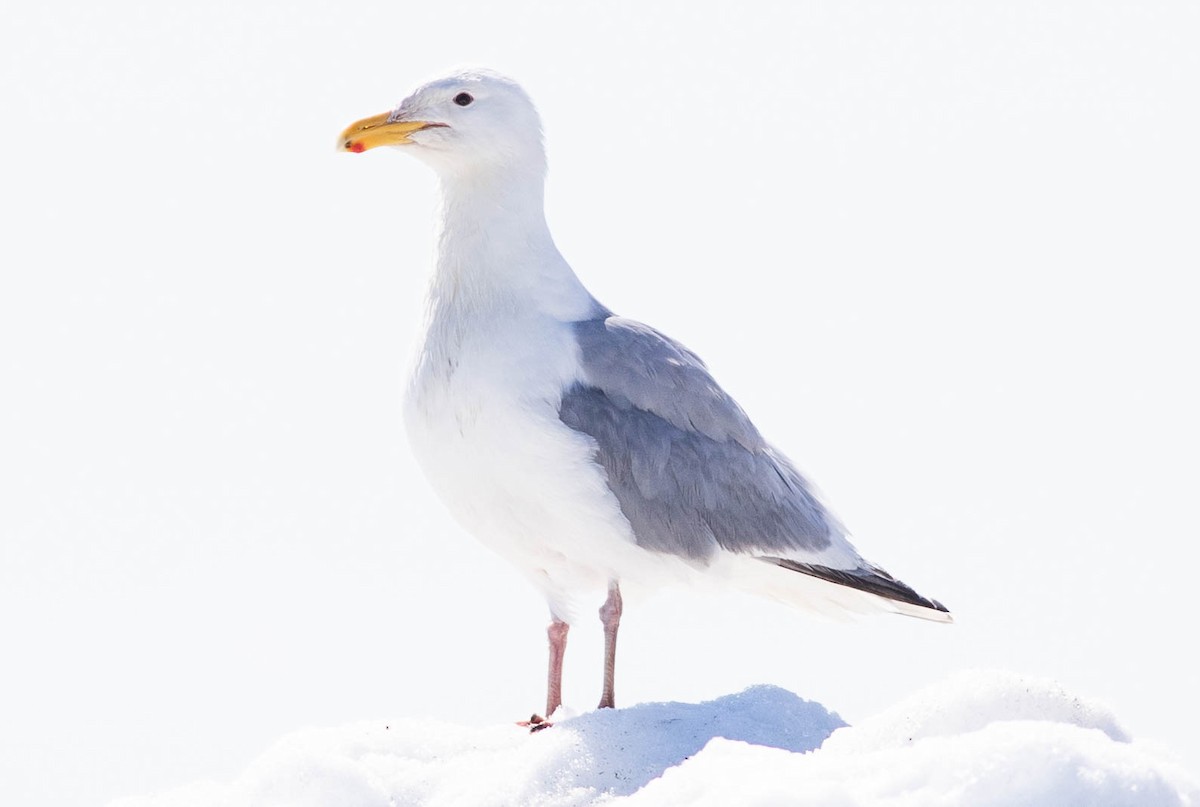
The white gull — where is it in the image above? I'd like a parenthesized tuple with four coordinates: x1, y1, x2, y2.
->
(338, 68, 950, 724)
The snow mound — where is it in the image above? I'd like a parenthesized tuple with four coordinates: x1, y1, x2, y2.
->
(821, 667, 1131, 755)
(110, 671, 1197, 807)
(629, 670, 1195, 807)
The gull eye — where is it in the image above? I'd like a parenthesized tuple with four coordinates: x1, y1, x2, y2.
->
(454, 92, 474, 107)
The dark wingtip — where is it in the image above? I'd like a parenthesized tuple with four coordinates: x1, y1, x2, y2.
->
(764, 557, 950, 615)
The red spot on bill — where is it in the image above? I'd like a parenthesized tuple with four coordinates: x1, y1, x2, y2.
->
(349, 141, 365, 153)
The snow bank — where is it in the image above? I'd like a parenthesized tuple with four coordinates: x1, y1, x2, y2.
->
(110, 671, 1197, 807)
(626, 671, 1195, 806)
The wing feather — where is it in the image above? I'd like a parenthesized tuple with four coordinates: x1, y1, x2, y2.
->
(560, 316, 846, 564)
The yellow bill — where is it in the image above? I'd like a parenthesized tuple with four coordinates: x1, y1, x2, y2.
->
(338, 112, 446, 153)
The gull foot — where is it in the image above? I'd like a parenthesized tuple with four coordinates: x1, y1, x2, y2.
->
(516, 713, 553, 733)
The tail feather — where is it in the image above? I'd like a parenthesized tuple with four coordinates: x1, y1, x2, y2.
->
(763, 557, 952, 622)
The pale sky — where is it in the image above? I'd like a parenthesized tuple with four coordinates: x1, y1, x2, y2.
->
(2, 2, 1198, 804)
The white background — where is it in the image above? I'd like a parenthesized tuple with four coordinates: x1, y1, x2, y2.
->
(2, 2, 1197, 804)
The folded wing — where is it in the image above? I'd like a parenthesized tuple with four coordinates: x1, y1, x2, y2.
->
(559, 316, 949, 619)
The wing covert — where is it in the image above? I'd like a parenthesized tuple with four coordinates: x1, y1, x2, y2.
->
(561, 317, 845, 564)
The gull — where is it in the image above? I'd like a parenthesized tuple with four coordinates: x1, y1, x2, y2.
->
(338, 69, 950, 724)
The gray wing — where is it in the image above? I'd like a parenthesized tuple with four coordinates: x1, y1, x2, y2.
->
(559, 316, 844, 563)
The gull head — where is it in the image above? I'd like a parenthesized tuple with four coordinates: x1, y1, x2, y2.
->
(338, 69, 546, 178)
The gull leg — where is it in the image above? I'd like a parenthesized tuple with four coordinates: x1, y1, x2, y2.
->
(597, 581, 623, 709)
(545, 617, 569, 718)
(521, 616, 569, 732)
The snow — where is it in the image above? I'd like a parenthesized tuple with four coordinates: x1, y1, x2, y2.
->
(109, 670, 1197, 807)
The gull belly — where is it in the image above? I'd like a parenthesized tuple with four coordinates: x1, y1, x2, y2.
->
(403, 304, 650, 620)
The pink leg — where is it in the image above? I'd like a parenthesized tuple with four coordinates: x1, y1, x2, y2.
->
(597, 581, 623, 709)
(545, 618, 570, 718)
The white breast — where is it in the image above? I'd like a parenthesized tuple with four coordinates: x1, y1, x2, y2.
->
(402, 304, 650, 619)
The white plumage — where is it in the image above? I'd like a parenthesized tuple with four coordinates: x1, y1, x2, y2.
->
(339, 68, 949, 721)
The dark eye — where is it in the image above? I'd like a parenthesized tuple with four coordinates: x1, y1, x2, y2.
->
(454, 92, 474, 107)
